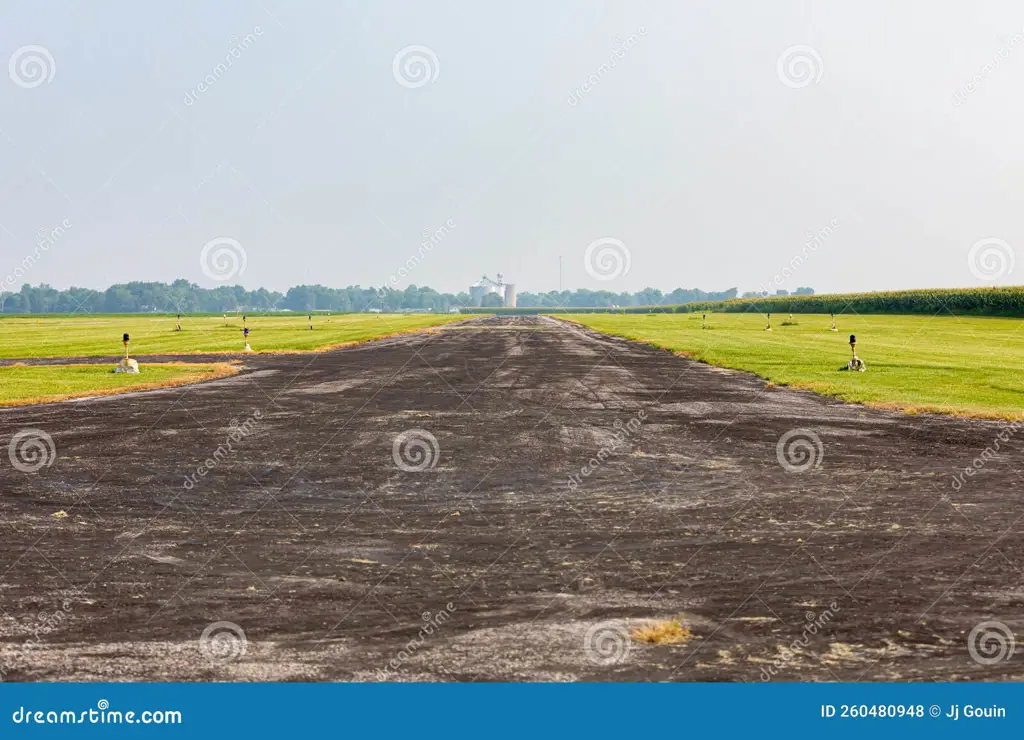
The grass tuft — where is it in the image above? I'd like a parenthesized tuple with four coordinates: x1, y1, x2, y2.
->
(631, 618, 692, 645)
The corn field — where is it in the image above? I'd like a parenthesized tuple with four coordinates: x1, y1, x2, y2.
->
(477, 287, 1024, 316)
(678, 287, 1024, 316)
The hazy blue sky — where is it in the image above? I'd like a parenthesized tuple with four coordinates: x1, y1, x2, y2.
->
(2, 1, 1023, 295)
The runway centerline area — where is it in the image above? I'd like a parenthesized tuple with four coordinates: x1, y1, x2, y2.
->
(0, 315, 1020, 681)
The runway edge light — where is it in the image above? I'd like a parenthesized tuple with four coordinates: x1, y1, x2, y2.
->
(115, 332, 139, 374)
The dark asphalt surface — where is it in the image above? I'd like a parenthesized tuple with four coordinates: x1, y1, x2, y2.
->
(0, 315, 1021, 681)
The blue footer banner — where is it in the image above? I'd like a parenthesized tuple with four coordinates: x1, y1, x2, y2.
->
(0, 683, 1020, 737)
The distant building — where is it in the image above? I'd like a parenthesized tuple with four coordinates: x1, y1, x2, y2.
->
(469, 274, 516, 307)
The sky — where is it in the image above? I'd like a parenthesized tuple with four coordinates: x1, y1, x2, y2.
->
(1, 0, 1023, 296)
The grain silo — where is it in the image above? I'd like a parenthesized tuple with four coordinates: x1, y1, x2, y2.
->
(469, 282, 488, 306)
(503, 283, 517, 308)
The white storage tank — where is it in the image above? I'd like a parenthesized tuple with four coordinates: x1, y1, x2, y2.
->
(469, 284, 488, 306)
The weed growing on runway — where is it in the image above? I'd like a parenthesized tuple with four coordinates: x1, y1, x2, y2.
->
(631, 619, 692, 645)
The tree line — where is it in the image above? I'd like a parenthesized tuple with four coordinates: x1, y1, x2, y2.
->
(0, 281, 761, 314)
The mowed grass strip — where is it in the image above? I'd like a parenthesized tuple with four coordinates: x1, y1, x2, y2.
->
(0, 313, 463, 359)
(0, 363, 239, 406)
(562, 312, 1024, 420)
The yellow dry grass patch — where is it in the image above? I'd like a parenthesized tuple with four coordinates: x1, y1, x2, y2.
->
(631, 618, 693, 645)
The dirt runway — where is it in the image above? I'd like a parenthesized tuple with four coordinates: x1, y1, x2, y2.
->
(1, 315, 1021, 681)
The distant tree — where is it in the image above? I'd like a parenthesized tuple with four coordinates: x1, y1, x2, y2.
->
(248, 288, 277, 310)
(635, 287, 664, 306)
(0, 281, 746, 314)
(793, 286, 815, 295)
(282, 286, 317, 312)
(103, 286, 135, 312)
(19, 284, 33, 313)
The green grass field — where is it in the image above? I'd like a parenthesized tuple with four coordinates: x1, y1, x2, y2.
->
(0, 363, 238, 406)
(0, 313, 463, 359)
(563, 312, 1024, 419)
